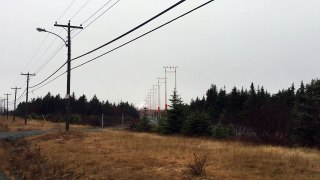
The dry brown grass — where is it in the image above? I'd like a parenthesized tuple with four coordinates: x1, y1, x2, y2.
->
(1, 116, 319, 179)
(15, 130, 319, 179)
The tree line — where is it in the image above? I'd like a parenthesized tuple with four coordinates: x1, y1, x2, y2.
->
(16, 92, 139, 126)
(139, 79, 320, 147)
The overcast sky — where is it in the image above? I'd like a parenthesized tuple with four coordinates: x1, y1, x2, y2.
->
(0, 0, 320, 110)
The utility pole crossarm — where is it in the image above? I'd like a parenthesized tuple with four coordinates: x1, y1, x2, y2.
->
(54, 23, 83, 29)
(21, 73, 36, 76)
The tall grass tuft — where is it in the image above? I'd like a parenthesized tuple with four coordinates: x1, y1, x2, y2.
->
(187, 153, 207, 176)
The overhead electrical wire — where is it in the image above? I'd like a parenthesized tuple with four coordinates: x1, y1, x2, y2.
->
(70, 0, 91, 20)
(29, 0, 186, 89)
(12, 0, 76, 88)
(31, 29, 65, 73)
(72, 0, 120, 39)
(29, 0, 214, 93)
(30, 61, 67, 89)
(8, 88, 27, 104)
(71, 0, 186, 61)
(33, 0, 96, 75)
(57, 0, 76, 22)
(32, 71, 67, 93)
(71, 0, 214, 70)
(15, 70, 67, 103)
(23, 0, 75, 75)
(8, 0, 79, 104)
(35, 43, 65, 74)
(28, 0, 115, 81)
(82, 0, 120, 29)
(81, 0, 112, 25)
(12, 32, 51, 88)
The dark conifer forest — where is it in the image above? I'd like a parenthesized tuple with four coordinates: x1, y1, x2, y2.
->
(15, 93, 139, 126)
(149, 79, 320, 147)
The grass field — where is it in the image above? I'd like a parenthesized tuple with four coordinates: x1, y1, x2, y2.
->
(1, 118, 320, 179)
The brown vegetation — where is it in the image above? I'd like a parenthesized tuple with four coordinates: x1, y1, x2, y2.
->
(2, 130, 318, 179)
(187, 153, 208, 177)
(0, 138, 74, 179)
(1, 118, 319, 179)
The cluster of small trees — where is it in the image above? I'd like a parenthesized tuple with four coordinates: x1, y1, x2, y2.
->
(142, 80, 320, 147)
(16, 92, 139, 126)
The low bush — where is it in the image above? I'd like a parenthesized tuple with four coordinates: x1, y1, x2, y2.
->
(211, 122, 236, 139)
(136, 115, 152, 131)
(187, 153, 207, 177)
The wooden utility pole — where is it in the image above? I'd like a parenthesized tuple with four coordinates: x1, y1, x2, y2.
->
(0, 98, 5, 118)
(11, 87, 21, 121)
(54, 21, 83, 131)
(21, 73, 35, 124)
(4, 93, 11, 119)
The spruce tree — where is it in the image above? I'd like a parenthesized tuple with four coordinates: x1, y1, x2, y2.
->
(166, 90, 186, 133)
(292, 79, 320, 147)
(183, 111, 210, 136)
(205, 84, 218, 120)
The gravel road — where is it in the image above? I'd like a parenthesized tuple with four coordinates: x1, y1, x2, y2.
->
(0, 130, 45, 141)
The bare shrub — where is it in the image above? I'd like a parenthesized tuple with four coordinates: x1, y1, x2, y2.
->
(7, 139, 73, 179)
(187, 153, 207, 176)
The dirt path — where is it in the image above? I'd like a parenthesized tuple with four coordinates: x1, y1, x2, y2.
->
(0, 130, 45, 141)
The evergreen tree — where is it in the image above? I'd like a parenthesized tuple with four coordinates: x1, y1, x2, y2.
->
(222, 87, 243, 125)
(213, 88, 227, 120)
(183, 111, 210, 136)
(190, 96, 206, 112)
(292, 79, 320, 146)
(166, 90, 186, 133)
(88, 95, 102, 115)
(205, 84, 218, 120)
(75, 94, 88, 114)
(136, 107, 152, 131)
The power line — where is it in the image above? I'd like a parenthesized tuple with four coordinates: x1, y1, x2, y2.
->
(29, 0, 185, 89)
(31, 30, 65, 73)
(12, 0, 77, 88)
(22, 0, 76, 74)
(35, 43, 65, 74)
(70, 0, 91, 20)
(20, 33, 50, 75)
(32, 71, 67, 93)
(8, 87, 27, 105)
(32, 0, 94, 74)
(9, 70, 66, 105)
(57, 0, 76, 22)
(15, 88, 26, 102)
(72, 0, 120, 39)
(71, 0, 214, 71)
(30, 61, 67, 88)
(71, 0, 186, 61)
(83, 0, 120, 29)
(81, 0, 112, 25)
